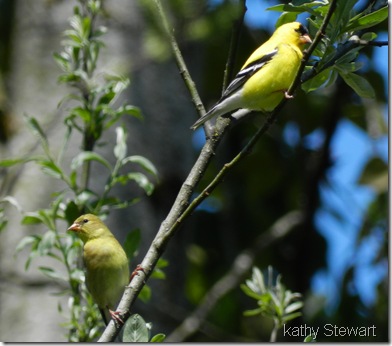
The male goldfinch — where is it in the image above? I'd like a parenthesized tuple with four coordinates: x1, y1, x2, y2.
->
(191, 22, 312, 130)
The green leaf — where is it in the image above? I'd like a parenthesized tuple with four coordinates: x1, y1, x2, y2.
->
(15, 235, 41, 254)
(22, 213, 44, 225)
(53, 52, 71, 72)
(361, 32, 377, 41)
(156, 258, 169, 269)
(0, 196, 22, 212)
(37, 232, 56, 256)
(346, 6, 388, 32)
(122, 314, 149, 342)
(284, 301, 303, 314)
(276, 12, 298, 27)
(38, 160, 63, 179)
(138, 284, 152, 303)
(240, 283, 263, 300)
(243, 307, 264, 317)
(330, 0, 358, 40)
(16, 235, 42, 270)
(97, 90, 116, 106)
(150, 333, 166, 342)
(357, 157, 388, 193)
(39, 266, 67, 281)
(304, 334, 317, 342)
(64, 201, 81, 225)
(0, 157, 37, 167)
(25, 116, 49, 152)
(282, 311, 303, 323)
(0, 219, 7, 233)
(267, 1, 328, 14)
(121, 105, 143, 119)
(302, 67, 333, 93)
(338, 71, 375, 98)
(124, 229, 141, 262)
(70, 107, 92, 122)
(39, 231, 56, 252)
(114, 173, 155, 196)
(103, 105, 143, 130)
(150, 268, 166, 280)
(114, 126, 127, 160)
(71, 151, 112, 171)
(122, 155, 159, 178)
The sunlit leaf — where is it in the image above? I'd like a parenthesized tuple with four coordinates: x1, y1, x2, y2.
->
(346, 6, 388, 32)
(114, 126, 127, 160)
(122, 314, 149, 342)
(71, 151, 112, 171)
(39, 266, 67, 281)
(304, 334, 317, 342)
(150, 333, 166, 342)
(122, 155, 159, 178)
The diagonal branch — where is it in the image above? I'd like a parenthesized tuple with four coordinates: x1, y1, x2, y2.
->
(152, 0, 206, 119)
(166, 210, 304, 342)
(98, 0, 339, 341)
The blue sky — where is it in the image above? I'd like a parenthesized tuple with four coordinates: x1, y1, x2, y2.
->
(246, 0, 388, 311)
(207, 0, 388, 312)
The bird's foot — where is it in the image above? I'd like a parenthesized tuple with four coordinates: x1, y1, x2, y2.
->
(130, 264, 145, 282)
(109, 308, 124, 324)
(284, 90, 294, 99)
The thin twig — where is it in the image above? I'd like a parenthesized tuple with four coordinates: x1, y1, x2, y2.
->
(167, 210, 304, 342)
(99, 0, 337, 341)
(98, 122, 229, 341)
(287, 0, 338, 96)
(222, 0, 247, 90)
(152, 0, 206, 119)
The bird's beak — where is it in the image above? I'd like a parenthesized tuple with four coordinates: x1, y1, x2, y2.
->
(68, 223, 81, 232)
(301, 34, 312, 44)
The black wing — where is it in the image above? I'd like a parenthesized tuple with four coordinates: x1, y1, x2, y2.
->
(220, 48, 278, 100)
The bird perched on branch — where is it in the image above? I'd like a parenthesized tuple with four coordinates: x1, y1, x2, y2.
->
(68, 214, 130, 325)
(190, 22, 312, 130)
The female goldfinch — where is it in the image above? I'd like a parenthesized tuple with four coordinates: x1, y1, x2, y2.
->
(191, 22, 312, 130)
(68, 214, 130, 325)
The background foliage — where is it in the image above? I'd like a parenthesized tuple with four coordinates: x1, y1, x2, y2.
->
(0, 0, 388, 342)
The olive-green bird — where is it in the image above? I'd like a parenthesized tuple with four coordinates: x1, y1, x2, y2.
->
(68, 214, 130, 325)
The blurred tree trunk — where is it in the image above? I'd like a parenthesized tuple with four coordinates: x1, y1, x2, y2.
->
(0, 0, 199, 340)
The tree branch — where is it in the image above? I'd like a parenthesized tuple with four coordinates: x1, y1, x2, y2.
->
(99, 0, 339, 341)
(152, 0, 206, 119)
(166, 210, 304, 342)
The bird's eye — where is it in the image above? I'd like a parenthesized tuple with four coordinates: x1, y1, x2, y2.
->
(83, 219, 89, 223)
(295, 24, 309, 36)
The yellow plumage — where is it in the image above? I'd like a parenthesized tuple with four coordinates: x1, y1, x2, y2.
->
(191, 22, 312, 130)
(68, 214, 130, 325)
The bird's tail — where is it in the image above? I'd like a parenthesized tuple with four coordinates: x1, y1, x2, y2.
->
(190, 108, 217, 130)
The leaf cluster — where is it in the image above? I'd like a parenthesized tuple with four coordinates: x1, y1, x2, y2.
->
(241, 267, 303, 341)
(268, 0, 387, 98)
(122, 314, 166, 342)
(1, 0, 158, 341)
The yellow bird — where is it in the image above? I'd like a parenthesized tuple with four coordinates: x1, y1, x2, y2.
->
(191, 22, 312, 130)
(68, 214, 130, 325)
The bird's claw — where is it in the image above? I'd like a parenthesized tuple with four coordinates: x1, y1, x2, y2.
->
(109, 309, 124, 324)
(284, 91, 294, 99)
(130, 264, 145, 282)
